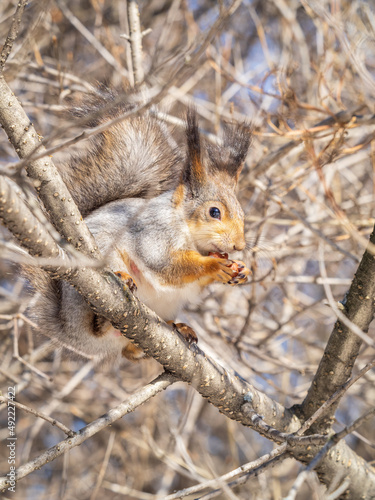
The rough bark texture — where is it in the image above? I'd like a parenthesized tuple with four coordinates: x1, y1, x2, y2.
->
(299, 227, 375, 432)
(0, 76, 100, 258)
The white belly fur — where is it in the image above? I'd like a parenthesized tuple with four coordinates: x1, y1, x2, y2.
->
(127, 259, 201, 321)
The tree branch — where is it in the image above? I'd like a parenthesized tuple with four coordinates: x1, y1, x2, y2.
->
(0, 175, 59, 258)
(55, 0, 129, 79)
(0, 76, 99, 258)
(0, 372, 175, 488)
(0, 0, 27, 73)
(126, 0, 145, 85)
(298, 226, 375, 431)
(163, 444, 288, 499)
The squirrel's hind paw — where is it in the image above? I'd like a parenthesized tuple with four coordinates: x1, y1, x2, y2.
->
(122, 342, 145, 361)
(167, 321, 198, 344)
(114, 271, 137, 293)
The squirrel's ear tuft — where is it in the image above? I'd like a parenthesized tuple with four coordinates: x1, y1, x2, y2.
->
(184, 108, 206, 197)
(208, 122, 252, 182)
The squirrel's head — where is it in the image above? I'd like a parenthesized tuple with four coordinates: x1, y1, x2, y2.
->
(174, 109, 252, 256)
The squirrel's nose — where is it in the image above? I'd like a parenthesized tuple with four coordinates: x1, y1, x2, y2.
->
(233, 239, 245, 252)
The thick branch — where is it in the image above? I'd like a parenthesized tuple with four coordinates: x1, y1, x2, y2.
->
(0, 175, 59, 258)
(0, 76, 100, 258)
(298, 225, 375, 431)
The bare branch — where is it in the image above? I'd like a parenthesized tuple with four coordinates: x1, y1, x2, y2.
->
(0, 0, 27, 73)
(126, 0, 145, 85)
(0, 175, 59, 258)
(0, 372, 175, 488)
(0, 397, 74, 437)
(163, 444, 288, 499)
(299, 228, 375, 430)
(0, 77, 99, 257)
(296, 358, 375, 437)
(55, 0, 129, 79)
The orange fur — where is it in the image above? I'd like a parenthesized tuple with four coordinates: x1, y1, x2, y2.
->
(191, 152, 205, 183)
(121, 342, 144, 360)
(172, 183, 185, 208)
(159, 250, 238, 286)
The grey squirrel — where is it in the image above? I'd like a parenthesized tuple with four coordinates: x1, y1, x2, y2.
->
(28, 90, 252, 364)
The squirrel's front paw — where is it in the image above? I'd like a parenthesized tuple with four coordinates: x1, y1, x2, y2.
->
(227, 260, 250, 286)
(114, 271, 137, 293)
(211, 257, 250, 285)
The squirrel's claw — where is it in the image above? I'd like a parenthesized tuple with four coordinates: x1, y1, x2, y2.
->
(167, 321, 198, 344)
(227, 260, 250, 286)
(208, 252, 250, 285)
(233, 260, 250, 284)
(214, 258, 250, 285)
(114, 271, 137, 293)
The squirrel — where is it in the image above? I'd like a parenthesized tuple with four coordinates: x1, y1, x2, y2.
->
(27, 90, 252, 365)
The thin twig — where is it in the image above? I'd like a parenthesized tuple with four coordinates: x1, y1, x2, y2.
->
(55, 0, 129, 79)
(0, 0, 27, 73)
(90, 431, 116, 500)
(126, 0, 145, 85)
(284, 408, 375, 500)
(161, 444, 288, 500)
(0, 372, 176, 489)
(197, 453, 287, 500)
(0, 396, 75, 437)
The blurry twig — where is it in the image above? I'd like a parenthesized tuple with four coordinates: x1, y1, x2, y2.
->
(11, 318, 51, 381)
(304, 1, 375, 96)
(0, 396, 74, 437)
(90, 431, 116, 500)
(0, 0, 27, 73)
(253, 178, 359, 262)
(250, 108, 370, 178)
(124, 0, 146, 85)
(197, 452, 287, 500)
(0, 372, 176, 488)
(141, 444, 288, 500)
(55, 0, 129, 79)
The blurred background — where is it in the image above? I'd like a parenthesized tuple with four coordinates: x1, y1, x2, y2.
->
(0, 0, 375, 498)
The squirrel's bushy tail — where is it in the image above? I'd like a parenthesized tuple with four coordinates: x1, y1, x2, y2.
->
(60, 89, 183, 217)
(24, 266, 64, 346)
(60, 90, 182, 217)
(24, 267, 116, 362)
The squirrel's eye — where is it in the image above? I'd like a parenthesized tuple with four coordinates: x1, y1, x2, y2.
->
(209, 207, 221, 220)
